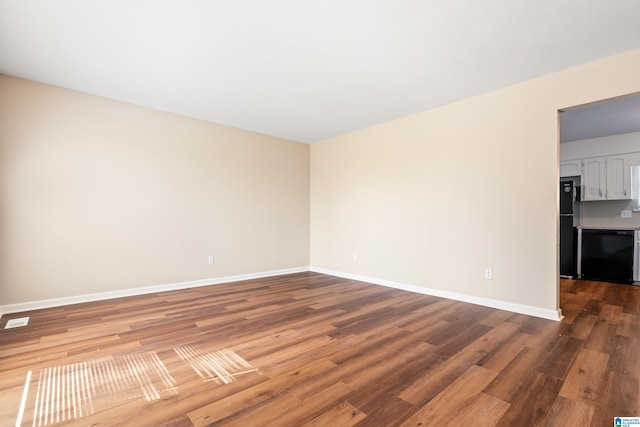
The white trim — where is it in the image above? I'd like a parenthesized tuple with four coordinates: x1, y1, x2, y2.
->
(0, 266, 563, 322)
(310, 267, 564, 321)
(0, 267, 310, 318)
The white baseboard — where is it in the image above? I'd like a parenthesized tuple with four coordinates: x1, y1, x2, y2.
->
(1, 266, 563, 322)
(310, 267, 563, 321)
(0, 267, 310, 319)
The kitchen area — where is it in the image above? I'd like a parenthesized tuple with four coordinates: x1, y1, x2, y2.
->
(560, 96, 640, 285)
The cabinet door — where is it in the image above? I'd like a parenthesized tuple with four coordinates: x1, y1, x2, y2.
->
(582, 157, 606, 201)
(606, 154, 630, 200)
(560, 160, 582, 177)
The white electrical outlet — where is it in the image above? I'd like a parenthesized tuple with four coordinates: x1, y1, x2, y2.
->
(352, 252, 358, 262)
(621, 210, 632, 218)
(485, 268, 493, 280)
(208, 255, 214, 265)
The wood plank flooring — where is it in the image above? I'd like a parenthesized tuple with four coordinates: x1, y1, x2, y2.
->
(0, 272, 638, 426)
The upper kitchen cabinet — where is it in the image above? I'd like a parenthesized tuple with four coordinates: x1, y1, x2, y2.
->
(560, 160, 582, 177)
(606, 154, 631, 199)
(582, 157, 606, 200)
(559, 95, 640, 202)
(581, 154, 631, 201)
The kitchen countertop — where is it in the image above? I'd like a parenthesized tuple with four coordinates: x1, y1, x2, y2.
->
(576, 226, 639, 231)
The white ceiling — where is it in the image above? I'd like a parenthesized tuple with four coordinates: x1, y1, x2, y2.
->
(560, 94, 640, 143)
(1, 1, 640, 143)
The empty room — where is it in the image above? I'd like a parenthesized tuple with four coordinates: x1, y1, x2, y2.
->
(1, 2, 640, 426)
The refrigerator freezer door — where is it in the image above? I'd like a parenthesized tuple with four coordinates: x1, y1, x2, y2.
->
(560, 181, 575, 215)
(560, 216, 575, 277)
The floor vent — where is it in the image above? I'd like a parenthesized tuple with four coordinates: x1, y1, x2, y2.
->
(5, 317, 29, 329)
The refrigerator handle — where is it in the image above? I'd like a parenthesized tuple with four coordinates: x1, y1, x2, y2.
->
(634, 231, 640, 283)
(576, 228, 582, 278)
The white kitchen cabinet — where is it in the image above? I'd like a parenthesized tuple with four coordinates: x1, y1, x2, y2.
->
(560, 160, 582, 177)
(561, 150, 635, 201)
(582, 157, 606, 201)
(606, 154, 630, 200)
(579, 154, 631, 201)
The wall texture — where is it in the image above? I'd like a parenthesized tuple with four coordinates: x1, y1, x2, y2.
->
(3, 50, 640, 318)
(310, 49, 640, 317)
(0, 76, 310, 306)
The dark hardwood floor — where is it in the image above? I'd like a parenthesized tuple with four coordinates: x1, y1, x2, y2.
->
(1, 272, 638, 426)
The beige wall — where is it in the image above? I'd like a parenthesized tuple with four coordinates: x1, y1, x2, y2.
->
(0, 76, 310, 305)
(3, 49, 640, 316)
(561, 131, 640, 160)
(311, 49, 640, 314)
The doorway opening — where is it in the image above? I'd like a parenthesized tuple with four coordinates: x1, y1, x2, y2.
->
(558, 92, 640, 313)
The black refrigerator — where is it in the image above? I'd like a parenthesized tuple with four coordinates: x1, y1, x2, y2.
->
(560, 180, 578, 277)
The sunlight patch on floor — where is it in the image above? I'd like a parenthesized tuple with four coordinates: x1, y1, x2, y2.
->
(22, 352, 177, 426)
(174, 345, 258, 384)
(15, 345, 260, 426)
